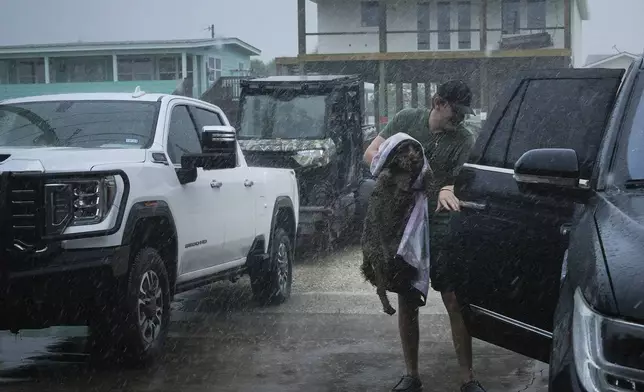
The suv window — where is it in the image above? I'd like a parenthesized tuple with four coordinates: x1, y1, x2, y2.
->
(479, 82, 527, 167)
(191, 107, 223, 130)
(506, 78, 616, 178)
(167, 105, 201, 164)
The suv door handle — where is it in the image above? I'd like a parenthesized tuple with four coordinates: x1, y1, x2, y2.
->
(459, 201, 487, 211)
(211, 180, 223, 188)
(244, 179, 254, 187)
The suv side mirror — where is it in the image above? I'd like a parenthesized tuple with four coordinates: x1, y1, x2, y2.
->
(513, 148, 589, 199)
(181, 125, 237, 171)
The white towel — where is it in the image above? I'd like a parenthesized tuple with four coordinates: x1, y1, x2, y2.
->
(370, 132, 431, 304)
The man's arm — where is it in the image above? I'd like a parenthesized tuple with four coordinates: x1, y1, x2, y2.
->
(364, 109, 410, 166)
(435, 134, 476, 212)
(364, 135, 385, 166)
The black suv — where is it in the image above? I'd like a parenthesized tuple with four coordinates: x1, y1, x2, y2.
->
(452, 58, 644, 391)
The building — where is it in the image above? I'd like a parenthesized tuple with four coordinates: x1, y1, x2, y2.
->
(277, 0, 589, 129)
(582, 52, 639, 70)
(0, 38, 261, 101)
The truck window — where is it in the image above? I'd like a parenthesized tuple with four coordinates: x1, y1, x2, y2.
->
(621, 73, 644, 180)
(167, 105, 201, 164)
(0, 100, 158, 149)
(505, 78, 617, 178)
(191, 107, 223, 130)
(479, 82, 527, 167)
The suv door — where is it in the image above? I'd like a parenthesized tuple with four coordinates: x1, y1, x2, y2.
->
(451, 68, 624, 362)
(190, 105, 257, 263)
(165, 104, 226, 278)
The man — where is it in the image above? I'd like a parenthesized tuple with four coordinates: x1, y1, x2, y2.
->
(364, 80, 485, 392)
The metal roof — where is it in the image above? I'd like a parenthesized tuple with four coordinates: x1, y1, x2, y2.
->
(0, 37, 261, 56)
(247, 75, 360, 83)
(583, 52, 640, 68)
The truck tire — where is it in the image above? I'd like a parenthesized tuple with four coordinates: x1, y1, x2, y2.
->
(88, 247, 171, 365)
(250, 227, 293, 306)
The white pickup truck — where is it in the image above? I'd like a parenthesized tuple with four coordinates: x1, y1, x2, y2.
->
(0, 89, 299, 364)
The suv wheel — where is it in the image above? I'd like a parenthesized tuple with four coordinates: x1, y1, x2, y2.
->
(250, 227, 293, 306)
(89, 247, 171, 365)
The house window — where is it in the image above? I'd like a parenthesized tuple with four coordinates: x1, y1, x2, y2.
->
(417, 2, 430, 50)
(527, 0, 546, 30)
(207, 57, 222, 84)
(502, 0, 521, 34)
(158, 57, 179, 80)
(0, 60, 10, 84)
(51, 56, 111, 83)
(437, 2, 451, 50)
(458, 1, 472, 49)
(118, 56, 153, 81)
(17, 59, 45, 84)
(361, 1, 379, 27)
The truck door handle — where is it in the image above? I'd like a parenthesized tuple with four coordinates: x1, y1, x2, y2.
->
(459, 201, 487, 211)
(244, 179, 254, 187)
(211, 180, 223, 188)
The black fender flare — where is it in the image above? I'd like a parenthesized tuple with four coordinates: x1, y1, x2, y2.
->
(121, 200, 178, 246)
(268, 196, 296, 251)
(246, 196, 295, 273)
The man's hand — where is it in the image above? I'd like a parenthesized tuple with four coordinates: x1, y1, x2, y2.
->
(436, 185, 460, 212)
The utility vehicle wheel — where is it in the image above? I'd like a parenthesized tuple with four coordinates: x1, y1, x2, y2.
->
(88, 247, 171, 365)
(250, 227, 293, 306)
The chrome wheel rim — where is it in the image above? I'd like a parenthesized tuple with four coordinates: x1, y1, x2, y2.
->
(137, 270, 163, 347)
(276, 242, 290, 294)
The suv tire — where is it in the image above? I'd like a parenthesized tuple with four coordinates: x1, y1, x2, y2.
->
(88, 247, 171, 365)
(250, 226, 293, 306)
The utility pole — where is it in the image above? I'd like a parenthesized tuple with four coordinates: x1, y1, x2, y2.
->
(207, 24, 215, 39)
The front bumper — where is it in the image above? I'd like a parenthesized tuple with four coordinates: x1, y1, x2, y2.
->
(0, 245, 130, 330)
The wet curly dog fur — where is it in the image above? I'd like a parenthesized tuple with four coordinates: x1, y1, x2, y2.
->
(361, 140, 429, 315)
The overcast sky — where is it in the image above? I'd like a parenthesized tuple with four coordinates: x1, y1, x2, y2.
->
(0, 0, 641, 62)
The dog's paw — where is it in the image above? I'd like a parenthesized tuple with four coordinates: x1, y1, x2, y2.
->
(383, 306, 397, 316)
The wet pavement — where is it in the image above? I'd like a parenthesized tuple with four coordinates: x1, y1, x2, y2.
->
(0, 244, 548, 392)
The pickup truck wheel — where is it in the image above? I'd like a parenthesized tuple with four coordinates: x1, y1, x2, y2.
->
(251, 227, 293, 306)
(88, 247, 171, 365)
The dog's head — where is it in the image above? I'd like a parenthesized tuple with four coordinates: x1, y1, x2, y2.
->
(385, 140, 424, 178)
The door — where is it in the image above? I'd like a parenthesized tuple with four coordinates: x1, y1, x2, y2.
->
(188, 105, 256, 263)
(214, 165, 257, 262)
(165, 104, 225, 277)
(452, 68, 624, 362)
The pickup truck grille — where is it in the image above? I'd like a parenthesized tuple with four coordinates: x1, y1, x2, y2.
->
(6, 176, 44, 248)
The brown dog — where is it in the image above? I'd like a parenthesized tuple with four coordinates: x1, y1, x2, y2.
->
(361, 140, 428, 315)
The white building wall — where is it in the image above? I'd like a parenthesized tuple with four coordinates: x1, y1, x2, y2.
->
(570, 0, 583, 67)
(315, 0, 568, 54)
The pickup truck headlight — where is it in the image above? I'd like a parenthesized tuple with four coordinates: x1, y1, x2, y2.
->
(45, 175, 118, 234)
(293, 149, 329, 167)
(572, 288, 644, 391)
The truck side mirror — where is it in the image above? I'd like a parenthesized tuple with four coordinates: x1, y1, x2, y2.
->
(513, 148, 589, 201)
(181, 125, 237, 171)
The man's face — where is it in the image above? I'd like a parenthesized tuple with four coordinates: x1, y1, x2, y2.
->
(432, 97, 458, 130)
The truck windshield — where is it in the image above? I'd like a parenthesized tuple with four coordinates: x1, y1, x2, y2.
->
(0, 100, 159, 148)
(238, 94, 327, 139)
(625, 77, 644, 180)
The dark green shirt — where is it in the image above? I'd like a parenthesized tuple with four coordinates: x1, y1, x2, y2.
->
(378, 108, 476, 234)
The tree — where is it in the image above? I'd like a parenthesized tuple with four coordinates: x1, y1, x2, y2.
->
(250, 59, 277, 77)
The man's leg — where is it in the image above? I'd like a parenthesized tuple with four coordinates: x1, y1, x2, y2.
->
(399, 294, 420, 378)
(392, 293, 423, 392)
(441, 291, 473, 383)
